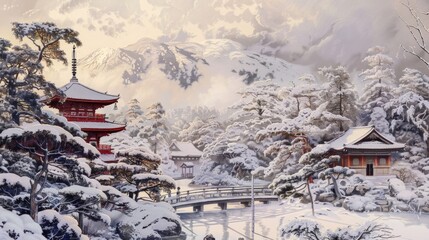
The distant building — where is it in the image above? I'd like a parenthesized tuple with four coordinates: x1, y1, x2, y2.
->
(327, 126, 404, 176)
(170, 142, 202, 178)
(46, 46, 125, 162)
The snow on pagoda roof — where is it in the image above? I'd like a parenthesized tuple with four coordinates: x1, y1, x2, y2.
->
(59, 81, 119, 102)
(328, 126, 404, 151)
(170, 141, 202, 157)
(71, 121, 125, 131)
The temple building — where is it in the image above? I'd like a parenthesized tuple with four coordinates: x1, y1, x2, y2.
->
(326, 126, 404, 176)
(170, 141, 202, 178)
(46, 46, 125, 162)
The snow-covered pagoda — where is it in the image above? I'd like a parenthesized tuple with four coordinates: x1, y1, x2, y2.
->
(46, 46, 125, 160)
(327, 126, 404, 176)
(170, 141, 202, 177)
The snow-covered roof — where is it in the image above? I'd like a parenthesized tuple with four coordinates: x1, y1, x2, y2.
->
(71, 121, 125, 131)
(99, 154, 116, 162)
(58, 81, 119, 102)
(328, 126, 404, 151)
(170, 142, 202, 158)
(181, 162, 194, 167)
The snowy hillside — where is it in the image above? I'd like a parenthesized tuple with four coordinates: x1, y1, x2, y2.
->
(80, 38, 309, 88)
(76, 38, 309, 109)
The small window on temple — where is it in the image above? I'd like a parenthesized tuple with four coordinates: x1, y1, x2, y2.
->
(71, 112, 76, 116)
(352, 158, 360, 166)
(379, 158, 387, 165)
(90, 141, 97, 147)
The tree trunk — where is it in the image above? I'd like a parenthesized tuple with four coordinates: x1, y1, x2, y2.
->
(307, 177, 315, 216)
(426, 138, 429, 157)
(78, 212, 84, 233)
(296, 97, 300, 115)
(8, 81, 20, 125)
(30, 183, 38, 221)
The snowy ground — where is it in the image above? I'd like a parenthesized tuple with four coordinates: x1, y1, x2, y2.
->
(179, 201, 429, 240)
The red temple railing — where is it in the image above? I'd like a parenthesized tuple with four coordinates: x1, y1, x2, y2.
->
(63, 113, 106, 122)
(98, 144, 112, 154)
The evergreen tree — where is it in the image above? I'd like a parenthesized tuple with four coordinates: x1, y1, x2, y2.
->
(0, 22, 81, 125)
(318, 65, 358, 131)
(140, 103, 168, 154)
(0, 124, 98, 220)
(359, 46, 396, 125)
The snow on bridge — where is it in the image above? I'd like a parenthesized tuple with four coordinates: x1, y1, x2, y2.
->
(162, 186, 279, 212)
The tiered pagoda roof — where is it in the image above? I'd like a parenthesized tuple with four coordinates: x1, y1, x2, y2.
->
(46, 45, 125, 140)
(55, 81, 119, 104)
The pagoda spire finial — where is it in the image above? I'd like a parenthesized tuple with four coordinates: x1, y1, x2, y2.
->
(70, 45, 78, 82)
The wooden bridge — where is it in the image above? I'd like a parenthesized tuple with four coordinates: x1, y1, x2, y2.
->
(162, 186, 279, 212)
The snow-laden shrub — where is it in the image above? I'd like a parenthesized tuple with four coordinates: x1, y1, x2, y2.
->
(343, 195, 378, 212)
(0, 206, 45, 240)
(38, 210, 82, 240)
(281, 219, 395, 240)
(115, 202, 181, 240)
(388, 178, 406, 197)
(192, 169, 246, 186)
(397, 190, 418, 203)
(343, 174, 373, 196)
(0, 173, 31, 196)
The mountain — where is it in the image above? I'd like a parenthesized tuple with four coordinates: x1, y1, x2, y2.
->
(80, 38, 309, 89)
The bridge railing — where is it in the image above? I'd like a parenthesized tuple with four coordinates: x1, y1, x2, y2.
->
(162, 186, 274, 204)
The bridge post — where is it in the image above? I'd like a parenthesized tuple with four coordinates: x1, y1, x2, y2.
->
(193, 205, 204, 212)
(218, 202, 227, 210)
(203, 189, 206, 198)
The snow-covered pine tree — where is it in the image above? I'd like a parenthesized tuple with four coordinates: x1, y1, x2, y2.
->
(0, 124, 98, 220)
(359, 46, 396, 127)
(178, 117, 223, 150)
(140, 102, 168, 154)
(58, 185, 107, 232)
(270, 152, 339, 215)
(318, 65, 358, 131)
(257, 136, 309, 179)
(195, 80, 284, 185)
(0, 22, 81, 125)
(279, 74, 321, 117)
(385, 68, 429, 183)
(125, 98, 144, 121)
(194, 122, 256, 185)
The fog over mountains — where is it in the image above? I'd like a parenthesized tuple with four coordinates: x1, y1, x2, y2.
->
(2, 0, 429, 109)
(75, 38, 309, 110)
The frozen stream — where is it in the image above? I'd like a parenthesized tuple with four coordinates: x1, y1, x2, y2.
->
(175, 179, 429, 240)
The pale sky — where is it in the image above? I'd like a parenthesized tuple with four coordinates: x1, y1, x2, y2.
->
(1, 0, 429, 111)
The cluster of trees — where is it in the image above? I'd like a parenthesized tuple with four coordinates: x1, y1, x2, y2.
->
(0, 22, 181, 239)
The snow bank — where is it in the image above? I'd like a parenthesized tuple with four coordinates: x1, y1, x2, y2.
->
(0, 206, 45, 240)
(0, 173, 32, 191)
(59, 185, 107, 201)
